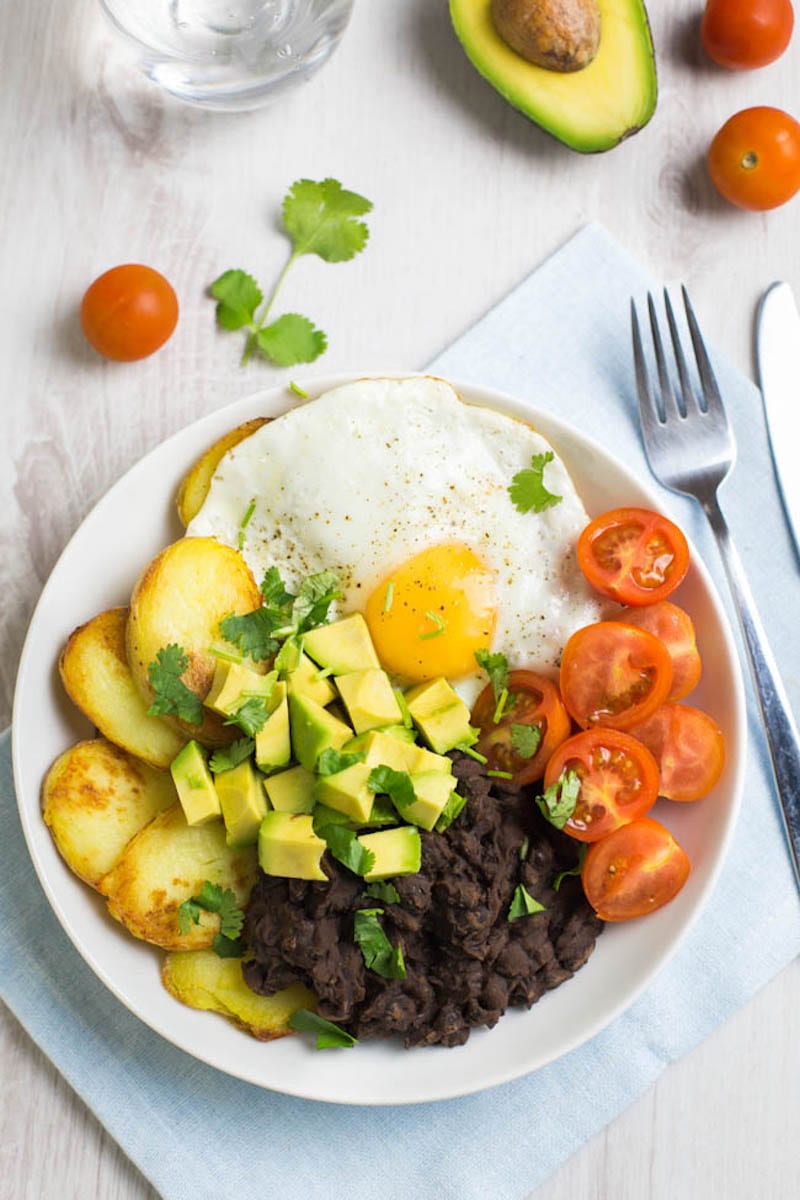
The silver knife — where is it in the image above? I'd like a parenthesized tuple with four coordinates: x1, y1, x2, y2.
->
(756, 282, 800, 560)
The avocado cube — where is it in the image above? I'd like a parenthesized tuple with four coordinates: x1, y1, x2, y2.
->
(258, 812, 327, 881)
(344, 729, 413, 774)
(384, 725, 418, 744)
(313, 762, 374, 823)
(214, 758, 267, 847)
(170, 741, 221, 826)
(289, 692, 353, 771)
(404, 771, 457, 832)
(287, 652, 337, 708)
(358, 826, 421, 881)
(263, 765, 316, 814)
(254, 682, 291, 775)
(302, 614, 380, 674)
(334, 668, 403, 734)
(404, 678, 473, 754)
(406, 745, 453, 776)
(205, 661, 277, 717)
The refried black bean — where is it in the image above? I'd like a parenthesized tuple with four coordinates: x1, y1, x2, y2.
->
(243, 753, 603, 1048)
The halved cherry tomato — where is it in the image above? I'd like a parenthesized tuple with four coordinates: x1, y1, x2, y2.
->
(577, 508, 690, 606)
(80, 264, 179, 361)
(628, 704, 726, 802)
(622, 602, 702, 701)
(581, 817, 691, 922)
(708, 107, 800, 211)
(559, 622, 673, 730)
(701, 0, 794, 71)
(543, 728, 660, 842)
(472, 669, 571, 787)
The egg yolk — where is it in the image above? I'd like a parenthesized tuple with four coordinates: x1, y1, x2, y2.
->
(365, 543, 497, 681)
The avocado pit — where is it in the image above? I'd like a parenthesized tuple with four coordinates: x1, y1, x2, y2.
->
(491, 0, 601, 72)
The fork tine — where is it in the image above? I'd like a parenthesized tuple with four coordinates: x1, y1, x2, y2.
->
(682, 286, 728, 423)
(630, 300, 662, 444)
(663, 288, 695, 417)
(647, 292, 682, 423)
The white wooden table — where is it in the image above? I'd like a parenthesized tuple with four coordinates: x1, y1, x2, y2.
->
(2, 2, 799, 1196)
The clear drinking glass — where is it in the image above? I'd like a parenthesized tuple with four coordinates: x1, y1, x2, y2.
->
(99, 0, 355, 111)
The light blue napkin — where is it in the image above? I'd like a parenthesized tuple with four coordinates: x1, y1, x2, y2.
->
(2, 225, 799, 1200)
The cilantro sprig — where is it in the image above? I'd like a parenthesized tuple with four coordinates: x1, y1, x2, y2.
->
(220, 567, 341, 663)
(508, 451, 563, 514)
(536, 770, 581, 831)
(288, 1009, 357, 1049)
(224, 696, 270, 736)
(354, 909, 406, 980)
(147, 644, 203, 726)
(210, 178, 373, 367)
(177, 881, 245, 958)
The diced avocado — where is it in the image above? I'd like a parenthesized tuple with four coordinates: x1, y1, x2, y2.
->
(344, 729, 414, 774)
(205, 661, 276, 717)
(313, 796, 399, 832)
(406, 745, 453, 776)
(358, 826, 422, 881)
(302, 614, 380, 674)
(384, 725, 417, 744)
(170, 741, 221, 826)
(334, 668, 403, 734)
(313, 762, 374, 823)
(289, 692, 353, 771)
(449, 0, 658, 154)
(404, 771, 457, 831)
(404, 679, 474, 754)
(258, 811, 327, 881)
(263, 765, 316, 814)
(214, 758, 267, 847)
(286, 652, 337, 708)
(254, 682, 291, 775)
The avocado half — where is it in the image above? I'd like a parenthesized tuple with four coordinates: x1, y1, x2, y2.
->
(449, 0, 658, 153)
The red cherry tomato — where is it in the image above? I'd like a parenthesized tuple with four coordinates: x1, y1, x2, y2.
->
(701, 0, 794, 70)
(627, 704, 726, 802)
(471, 669, 571, 787)
(622, 602, 702, 702)
(543, 728, 660, 843)
(559, 622, 673, 731)
(581, 817, 691, 922)
(80, 264, 179, 361)
(577, 508, 690, 606)
(708, 107, 800, 211)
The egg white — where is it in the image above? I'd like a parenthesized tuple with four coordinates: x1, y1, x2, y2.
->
(186, 377, 607, 704)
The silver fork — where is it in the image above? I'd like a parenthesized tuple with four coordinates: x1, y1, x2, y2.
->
(632, 287, 800, 889)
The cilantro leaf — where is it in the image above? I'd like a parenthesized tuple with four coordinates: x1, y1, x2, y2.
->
(209, 269, 263, 331)
(508, 451, 563, 514)
(176, 881, 245, 953)
(435, 788, 468, 833)
(291, 569, 341, 633)
(353, 909, 406, 979)
(147, 644, 203, 726)
(273, 636, 303, 676)
(283, 178, 372, 263)
(219, 609, 282, 662)
(317, 824, 375, 877)
(553, 845, 589, 891)
(177, 897, 201, 935)
(212, 933, 245, 958)
(261, 565, 295, 606)
(368, 766, 416, 816)
(209, 737, 254, 774)
(317, 748, 366, 776)
(288, 1008, 357, 1049)
(256, 314, 327, 367)
(507, 884, 546, 921)
(365, 881, 401, 904)
(224, 696, 269, 736)
(474, 649, 509, 703)
(536, 769, 581, 830)
(510, 723, 542, 760)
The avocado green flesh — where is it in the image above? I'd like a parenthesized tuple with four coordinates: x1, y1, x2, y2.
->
(450, 0, 657, 153)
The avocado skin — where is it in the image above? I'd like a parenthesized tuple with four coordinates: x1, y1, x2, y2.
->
(449, 0, 657, 153)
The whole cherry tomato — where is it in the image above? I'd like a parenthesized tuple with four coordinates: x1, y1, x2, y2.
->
(701, 0, 794, 70)
(708, 107, 800, 211)
(577, 508, 689, 606)
(81, 264, 179, 361)
(627, 704, 726, 802)
(472, 670, 571, 787)
(581, 817, 691, 922)
(559, 621, 673, 731)
(622, 602, 702, 702)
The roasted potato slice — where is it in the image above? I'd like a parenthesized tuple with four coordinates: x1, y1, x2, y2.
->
(98, 802, 258, 950)
(126, 536, 263, 746)
(162, 950, 315, 1040)
(59, 607, 186, 769)
(176, 417, 269, 527)
(42, 738, 176, 887)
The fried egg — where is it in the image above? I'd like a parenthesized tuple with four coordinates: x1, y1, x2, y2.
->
(186, 377, 606, 704)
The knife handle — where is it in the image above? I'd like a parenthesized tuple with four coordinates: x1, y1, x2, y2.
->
(703, 495, 800, 888)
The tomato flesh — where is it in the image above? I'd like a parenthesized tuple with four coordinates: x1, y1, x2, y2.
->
(543, 728, 660, 842)
(702, 0, 794, 70)
(472, 669, 571, 787)
(708, 107, 800, 211)
(582, 817, 690, 922)
(577, 507, 689, 606)
(628, 704, 726, 802)
(81, 264, 179, 361)
(560, 621, 673, 730)
(622, 601, 702, 702)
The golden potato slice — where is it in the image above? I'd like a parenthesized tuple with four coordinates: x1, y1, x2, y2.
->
(162, 950, 315, 1040)
(176, 417, 268, 527)
(59, 607, 186, 769)
(98, 803, 258, 950)
(126, 537, 263, 746)
(42, 738, 176, 888)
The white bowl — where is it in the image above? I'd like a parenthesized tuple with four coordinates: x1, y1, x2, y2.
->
(12, 373, 746, 1105)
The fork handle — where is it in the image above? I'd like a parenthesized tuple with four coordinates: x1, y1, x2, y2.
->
(702, 493, 800, 886)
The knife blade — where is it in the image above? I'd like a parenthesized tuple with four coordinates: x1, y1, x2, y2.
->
(756, 282, 800, 561)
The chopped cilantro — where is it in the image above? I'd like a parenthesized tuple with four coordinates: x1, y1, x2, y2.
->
(383, 581, 394, 613)
(510, 723, 542, 760)
(493, 688, 510, 724)
(419, 610, 446, 640)
(289, 380, 309, 399)
(553, 845, 588, 891)
(474, 649, 509, 703)
(435, 788, 468, 832)
(368, 765, 416, 816)
(237, 499, 256, 550)
(353, 909, 406, 979)
(224, 696, 270, 736)
(536, 769, 581, 831)
(261, 565, 295, 606)
(365, 881, 401, 904)
(209, 737, 254, 774)
(508, 884, 546, 921)
(288, 1008, 357, 1049)
(274, 635, 303, 676)
(508, 451, 563, 514)
(219, 608, 282, 663)
(455, 742, 488, 764)
(487, 770, 513, 780)
(394, 688, 413, 730)
(519, 836, 530, 862)
(177, 881, 245, 957)
(209, 645, 244, 665)
(317, 824, 375, 877)
(291, 569, 341, 633)
(316, 748, 366, 776)
(147, 644, 203, 726)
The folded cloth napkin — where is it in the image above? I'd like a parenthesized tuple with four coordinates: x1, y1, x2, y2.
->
(2, 224, 799, 1200)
